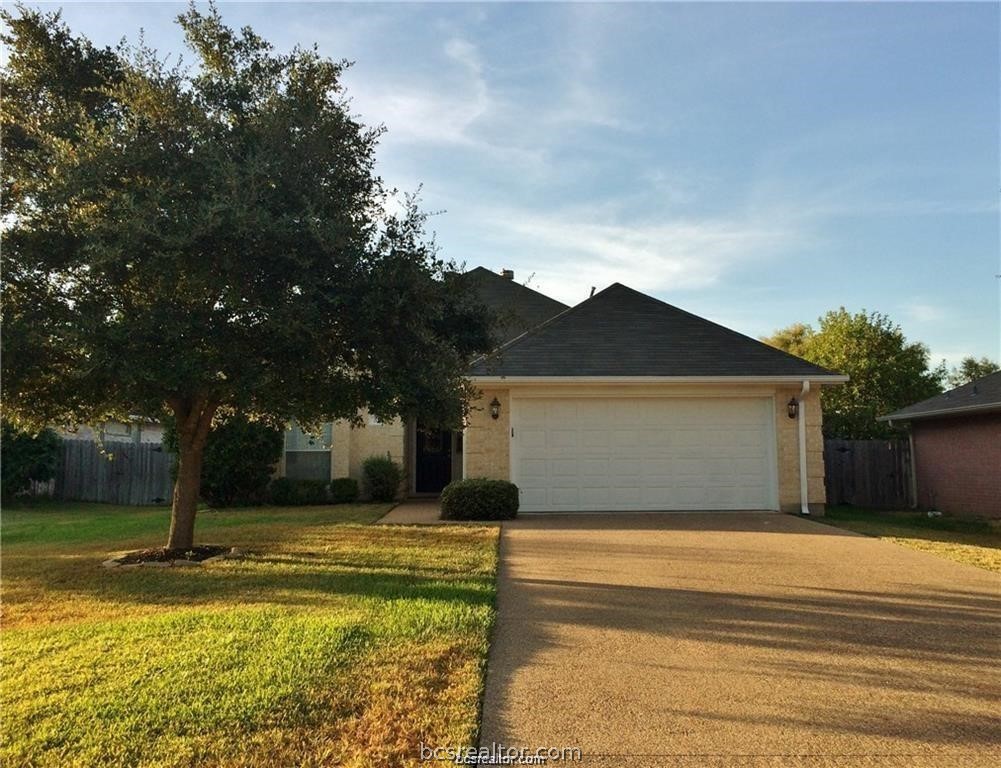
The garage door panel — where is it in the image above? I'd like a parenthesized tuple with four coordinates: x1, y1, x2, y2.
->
(513, 397, 777, 512)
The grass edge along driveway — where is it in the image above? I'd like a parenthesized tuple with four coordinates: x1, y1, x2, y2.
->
(819, 506, 1001, 574)
(1, 502, 500, 768)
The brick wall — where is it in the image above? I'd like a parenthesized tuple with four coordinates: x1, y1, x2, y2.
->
(464, 388, 511, 480)
(912, 413, 1001, 518)
(774, 386, 826, 513)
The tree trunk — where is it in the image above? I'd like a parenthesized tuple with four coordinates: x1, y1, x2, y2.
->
(166, 397, 217, 550)
(167, 440, 204, 549)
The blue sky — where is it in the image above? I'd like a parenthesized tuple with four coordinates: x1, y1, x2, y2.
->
(30, 2, 1001, 366)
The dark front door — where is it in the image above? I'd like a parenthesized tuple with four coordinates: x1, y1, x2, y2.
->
(415, 427, 452, 493)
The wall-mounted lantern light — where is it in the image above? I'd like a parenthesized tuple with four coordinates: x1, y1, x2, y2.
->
(787, 397, 799, 420)
(490, 397, 501, 420)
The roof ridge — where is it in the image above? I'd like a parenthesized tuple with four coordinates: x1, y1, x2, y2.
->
(606, 283, 840, 376)
(466, 266, 569, 309)
(469, 284, 602, 367)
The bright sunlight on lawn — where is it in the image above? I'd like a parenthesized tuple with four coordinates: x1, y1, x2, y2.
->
(821, 506, 1001, 574)
(1, 502, 499, 768)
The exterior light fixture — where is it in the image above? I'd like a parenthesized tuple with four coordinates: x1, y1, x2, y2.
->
(489, 397, 501, 420)
(787, 397, 799, 420)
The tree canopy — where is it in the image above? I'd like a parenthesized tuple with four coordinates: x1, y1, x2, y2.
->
(2, 4, 493, 547)
(762, 309, 945, 439)
(947, 356, 999, 389)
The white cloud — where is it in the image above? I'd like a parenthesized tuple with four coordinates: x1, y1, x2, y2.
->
(475, 205, 801, 305)
(901, 301, 947, 324)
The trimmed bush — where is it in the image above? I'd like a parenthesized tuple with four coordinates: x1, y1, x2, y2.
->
(268, 477, 330, 506)
(1, 422, 61, 503)
(268, 477, 297, 506)
(440, 478, 519, 521)
(329, 477, 359, 504)
(361, 455, 403, 502)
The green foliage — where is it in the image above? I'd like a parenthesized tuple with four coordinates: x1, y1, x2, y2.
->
(763, 309, 945, 439)
(440, 478, 520, 521)
(361, 455, 403, 502)
(0, 4, 492, 543)
(947, 356, 999, 389)
(267, 477, 329, 506)
(329, 477, 360, 504)
(165, 415, 282, 506)
(267, 477, 297, 506)
(0, 422, 62, 503)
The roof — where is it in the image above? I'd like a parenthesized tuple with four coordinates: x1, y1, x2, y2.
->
(469, 282, 843, 379)
(879, 370, 1001, 422)
(461, 266, 569, 344)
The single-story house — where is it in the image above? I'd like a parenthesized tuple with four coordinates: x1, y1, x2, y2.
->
(879, 371, 1001, 518)
(280, 266, 848, 513)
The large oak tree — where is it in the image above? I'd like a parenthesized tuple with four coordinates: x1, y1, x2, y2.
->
(2, 4, 492, 548)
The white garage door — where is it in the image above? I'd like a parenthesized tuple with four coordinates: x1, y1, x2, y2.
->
(512, 397, 777, 512)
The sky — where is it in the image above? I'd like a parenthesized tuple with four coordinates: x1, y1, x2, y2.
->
(21, 1, 1001, 367)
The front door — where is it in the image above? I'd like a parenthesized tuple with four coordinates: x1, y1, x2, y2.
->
(415, 427, 452, 493)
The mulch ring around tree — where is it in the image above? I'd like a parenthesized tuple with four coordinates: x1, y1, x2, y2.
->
(102, 545, 243, 569)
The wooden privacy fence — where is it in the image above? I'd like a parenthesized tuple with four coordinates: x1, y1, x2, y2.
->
(824, 439, 913, 509)
(52, 440, 174, 506)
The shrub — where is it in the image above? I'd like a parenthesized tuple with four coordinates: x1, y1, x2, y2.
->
(440, 478, 519, 521)
(165, 414, 282, 506)
(362, 455, 403, 502)
(268, 477, 330, 506)
(329, 477, 359, 504)
(268, 477, 297, 506)
(0, 422, 62, 503)
(295, 479, 330, 505)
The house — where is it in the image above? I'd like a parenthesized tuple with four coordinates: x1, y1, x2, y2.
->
(283, 266, 847, 514)
(879, 371, 1001, 518)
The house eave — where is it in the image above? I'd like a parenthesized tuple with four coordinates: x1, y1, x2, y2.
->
(878, 402, 1001, 423)
(468, 374, 850, 385)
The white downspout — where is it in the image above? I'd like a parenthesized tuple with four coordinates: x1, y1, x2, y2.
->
(798, 380, 811, 515)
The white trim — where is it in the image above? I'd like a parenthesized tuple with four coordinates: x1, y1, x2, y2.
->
(472, 375, 848, 385)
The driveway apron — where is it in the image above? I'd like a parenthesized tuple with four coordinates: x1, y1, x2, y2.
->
(479, 513, 1001, 767)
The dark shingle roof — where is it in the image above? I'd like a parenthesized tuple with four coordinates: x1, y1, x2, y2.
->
(469, 282, 841, 378)
(879, 370, 1001, 422)
(462, 266, 569, 345)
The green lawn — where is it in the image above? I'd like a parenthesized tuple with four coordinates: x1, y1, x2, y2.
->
(1, 502, 499, 768)
(820, 506, 1001, 574)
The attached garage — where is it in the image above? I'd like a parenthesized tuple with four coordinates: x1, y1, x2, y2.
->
(512, 396, 778, 512)
(464, 281, 847, 514)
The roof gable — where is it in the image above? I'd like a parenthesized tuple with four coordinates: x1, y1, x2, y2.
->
(469, 282, 839, 379)
(880, 370, 1001, 422)
(462, 266, 569, 345)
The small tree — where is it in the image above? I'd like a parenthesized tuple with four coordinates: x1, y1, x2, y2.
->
(947, 356, 999, 388)
(763, 309, 945, 439)
(1, 422, 62, 503)
(2, 5, 492, 547)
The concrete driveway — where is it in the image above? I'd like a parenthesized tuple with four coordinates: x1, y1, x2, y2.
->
(480, 513, 1001, 767)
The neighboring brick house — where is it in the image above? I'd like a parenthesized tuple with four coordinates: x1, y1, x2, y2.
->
(880, 372, 1001, 518)
(283, 266, 848, 514)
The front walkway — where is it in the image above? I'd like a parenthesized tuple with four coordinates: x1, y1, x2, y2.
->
(480, 512, 1001, 767)
(377, 498, 442, 524)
